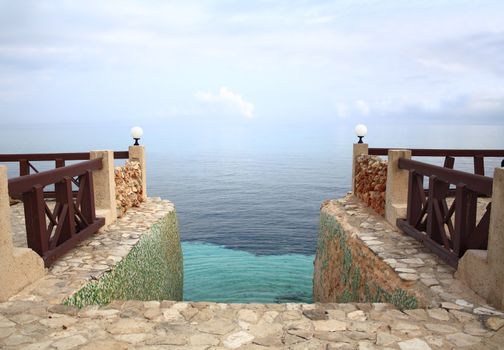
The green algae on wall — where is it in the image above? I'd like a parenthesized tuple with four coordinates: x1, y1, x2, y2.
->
(313, 209, 418, 310)
(64, 212, 183, 308)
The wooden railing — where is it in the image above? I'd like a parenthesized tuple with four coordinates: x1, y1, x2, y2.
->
(8, 159, 106, 267)
(0, 151, 128, 198)
(0, 151, 129, 176)
(368, 148, 504, 176)
(396, 158, 493, 268)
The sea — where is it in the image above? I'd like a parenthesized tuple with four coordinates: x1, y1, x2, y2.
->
(1, 122, 503, 303)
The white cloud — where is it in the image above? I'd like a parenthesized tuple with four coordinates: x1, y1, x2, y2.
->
(335, 102, 349, 118)
(466, 94, 504, 112)
(195, 87, 254, 119)
(2, 1, 504, 125)
(305, 15, 335, 25)
(417, 58, 468, 73)
(355, 100, 370, 115)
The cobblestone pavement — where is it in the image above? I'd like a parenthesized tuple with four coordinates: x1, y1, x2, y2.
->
(1, 300, 504, 349)
(2, 198, 504, 349)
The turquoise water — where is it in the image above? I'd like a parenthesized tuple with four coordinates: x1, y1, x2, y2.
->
(182, 242, 314, 303)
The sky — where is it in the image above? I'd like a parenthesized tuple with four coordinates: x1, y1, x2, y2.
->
(0, 0, 503, 130)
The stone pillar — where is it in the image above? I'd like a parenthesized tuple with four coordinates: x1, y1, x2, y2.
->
(129, 145, 147, 201)
(457, 167, 504, 308)
(487, 167, 504, 308)
(90, 150, 117, 226)
(0, 166, 45, 301)
(352, 143, 368, 194)
(456, 250, 491, 300)
(385, 149, 412, 226)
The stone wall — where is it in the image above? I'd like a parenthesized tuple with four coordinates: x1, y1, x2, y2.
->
(64, 211, 183, 307)
(115, 160, 143, 217)
(313, 199, 420, 310)
(354, 155, 387, 215)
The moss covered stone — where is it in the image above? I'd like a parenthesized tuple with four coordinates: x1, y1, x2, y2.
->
(64, 211, 183, 308)
(314, 208, 418, 310)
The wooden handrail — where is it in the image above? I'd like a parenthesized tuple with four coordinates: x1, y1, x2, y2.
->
(369, 148, 504, 157)
(398, 158, 493, 196)
(397, 157, 493, 267)
(8, 159, 106, 267)
(8, 159, 102, 197)
(0, 151, 129, 162)
(114, 151, 129, 159)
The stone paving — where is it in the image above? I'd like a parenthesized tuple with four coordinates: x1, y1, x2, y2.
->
(2, 197, 504, 349)
(2, 299, 504, 349)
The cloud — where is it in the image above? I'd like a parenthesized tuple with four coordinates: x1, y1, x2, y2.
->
(429, 31, 504, 77)
(335, 103, 349, 118)
(417, 58, 468, 72)
(1, 2, 504, 125)
(195, 87, 254, 119)
(466, 94, 504, 112)
(355, 100, 370, 115)
(364, 91, 504, 124)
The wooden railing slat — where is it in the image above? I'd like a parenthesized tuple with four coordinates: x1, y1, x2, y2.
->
(8, 159, 102, 197)
(0, 151, 129, 162)
(474, 156, 485, 176)
(55, 177, 76, 243)
(19, 159, 29, 176)
(80, 170, 96, 223)
(22, 185, 48, 256)
(398, 158, 493, 196)
(369, 148, 504, 157)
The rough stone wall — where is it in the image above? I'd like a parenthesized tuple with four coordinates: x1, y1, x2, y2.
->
(64, 211, 183, 307)
(115, 160, 143, 217)
(354, 155, 387, 215)
(313, 200, 419, 310)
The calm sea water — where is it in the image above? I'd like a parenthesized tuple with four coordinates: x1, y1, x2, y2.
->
(1, 123, 503, 303)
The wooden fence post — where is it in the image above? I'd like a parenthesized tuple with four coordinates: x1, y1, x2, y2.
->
(22, 185, 48, 255)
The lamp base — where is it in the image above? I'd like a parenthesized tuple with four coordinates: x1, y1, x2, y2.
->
(133, 138, 140, 146)
(357, 136, 364, 144)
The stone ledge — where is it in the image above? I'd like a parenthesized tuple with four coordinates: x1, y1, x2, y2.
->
(9, 197, 177, 305)
(314, 194, 503, 318)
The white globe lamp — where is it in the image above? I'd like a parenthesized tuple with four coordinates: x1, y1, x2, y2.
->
(131, 126, 144, 146)
(355, 124, 367, 144)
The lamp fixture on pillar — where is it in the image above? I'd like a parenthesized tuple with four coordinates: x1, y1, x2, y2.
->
(355, 124, 367, 144)
(130, 126, 143, 146)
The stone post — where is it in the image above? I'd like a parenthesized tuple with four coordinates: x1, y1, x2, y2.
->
(456, 167, 504, 308)
(487, 167, 504, 308)
(90, 150, 117, 226)
(385, 149, 412, 227)
(352, 143, 369, 194)
(0, 166, 45, 301)
(129, 145, 147, 201)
